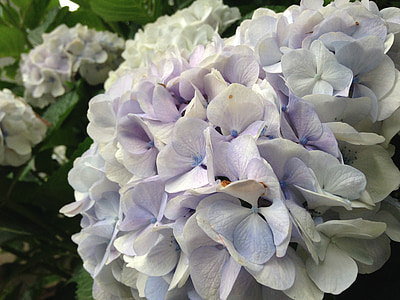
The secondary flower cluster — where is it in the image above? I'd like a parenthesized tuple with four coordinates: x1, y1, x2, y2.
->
(62, 0, 400, 299)
(20, 24, 125, 108)
(0, 89, 47, 166)
(104, 0, 240, 90)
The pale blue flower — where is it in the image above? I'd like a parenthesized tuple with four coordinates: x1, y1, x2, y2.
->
(157, 117, 210, 193)
(281, 40, 353, 97)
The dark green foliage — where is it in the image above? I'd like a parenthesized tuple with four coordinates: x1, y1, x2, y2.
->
(70, 266, 95, 300)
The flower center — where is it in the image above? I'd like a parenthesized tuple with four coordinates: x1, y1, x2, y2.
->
(352, 76, 360, 84)
(314, 73, 321, 81)
(300, 137, 308, 145)
(191, 153, 204, 167)
(279, 180, 287, 189)
(251, 206, 259, 214)
(231, 129, 238, 138)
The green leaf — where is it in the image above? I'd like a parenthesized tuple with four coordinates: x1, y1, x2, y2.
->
(0, 204, 51, 240)
(0, 227, 31, 245)
(41, 81, 81, 131)
(265, 5, 287, 13)
(0, 281, 23, 300)
(45, 6, 71, 32)
(27, 6, 70, 45)
(10, 0, 31, 9)
(90, 0, 163, 24)
(26, 7, 59, 45)
(3, 60, 19, 81)
(0, 26, 26, 57)
(63, 8, 106, 30)
(46, 0, 61, 11)
(23, 0, 52, 29)
(70, 266, 94, 300)
(176, 0, 195, 9)
(71, 0, 90, 9)
(0, 80, 16, 90)
(0, 2, 22, 28)
(39, 79, 91, 155)
(39, 126, 81, 152)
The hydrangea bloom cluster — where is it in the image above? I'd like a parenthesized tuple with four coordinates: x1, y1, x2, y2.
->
(104, 0, 240, 90)
(20, 24, 125, 108)
(63, 0, 400, 299)
(0, 89, 47, 166)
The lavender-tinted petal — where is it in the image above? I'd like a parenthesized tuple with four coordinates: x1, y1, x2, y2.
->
(171, 117, 208, 157)
(246, 253, 295, 290)
(207, 83, 264, 135)
(224, 56, 259, 87)
(335, 36, 384, 75)
(304, 94, 371, 125)
(284, 157, 315, 191)
(144, 276, 169, 300)
(157, 143, 194, 180)
(152, 84, 180, 122)
(129, 181, 166, 217)
(166, 165, 209, 193)
(206, 200, 250, 241)
(258, 138, 310, 180)
(288, 98, 323, 141)
(119, 205, 153, 231)
(190, 245, 230, 299)
(308, 124, 339, 157)
(227, 134, 260, 180)
(117, 114, 154, 154)
(233, 213, 275, 265)
(219, 256, 242, 299)
(358, 55, 395, 100)
(179, 67, 209, 100)
(134, 229, 162, 256)
(259, 199, 291, 250)
(256, 37, 282, 69)
(122, 147, 158, 177)
(130, 232, 180, 276)
(113, 231, 140, 256)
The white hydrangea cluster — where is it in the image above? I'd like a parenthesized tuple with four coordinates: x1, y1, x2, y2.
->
(0, 89, 47, 166)
(20, 24, 125, 108)
(104, 0, 240, 90)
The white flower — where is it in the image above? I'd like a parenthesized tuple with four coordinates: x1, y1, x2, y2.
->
(0, 89, 47, 166)
(306, 219, 388, 295)
(281, 40, 353, 97)
(104, 0, 240, 89)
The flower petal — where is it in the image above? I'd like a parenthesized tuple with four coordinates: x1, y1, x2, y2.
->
(246, 254, 295, 290)
(306, 243, 357, 295)
(233, 213, 275, 265)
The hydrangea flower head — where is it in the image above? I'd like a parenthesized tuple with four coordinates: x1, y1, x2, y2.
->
(62, 1, 400, 299)
(20, 24, 124, 108)
(0, 89, 47, 166)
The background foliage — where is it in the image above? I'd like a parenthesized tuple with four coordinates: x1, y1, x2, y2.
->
(0, 0, 399, 299)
